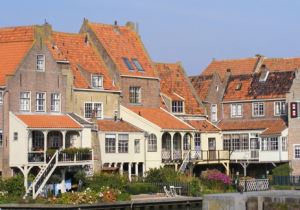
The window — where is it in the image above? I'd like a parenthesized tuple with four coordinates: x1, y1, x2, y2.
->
(20, 92, 30, 111)
(262, 137, 278, 151)
(0, 131, 2, 147)
(36, 55, 45, 71)
(223, 134, 231, 150)
(240, 134, 249, 150)
(282, 137, 287, 151)
(0, 91, 3, 104)
(129, 87, 141, 104)
(132, 58, 144, 71)
(211, 104, 218, 122)
(148, 134, 157, 152)
(231, 134, 240, 150)
(51, 93, 60, 112)
(13, 132, 18, 141)
(134, 139, 140, 153)
(36, 92, 45, 112)
(295, 145, 300, 159)
(84, 102, 103, 119)
(172, 101, 183, 113)
(231, 104, 242, 118)
(274, 101, 286, 116)
(252, 102, 264, 117)
(122, 57, 134, 70)
(118, 134, 129, 153)
(183, 134, 191, 150)
(194, 133, 201, 151)
(91, 75, 103, 88)
(32, 131, 44, 149)
(49, 133, 61, 148)
(291, 102, 298, 118)
(105, 134, 116, 153)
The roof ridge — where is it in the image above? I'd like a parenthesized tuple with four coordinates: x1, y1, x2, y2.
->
(212, 57, 258, 62)
(0, 25, 35, 30)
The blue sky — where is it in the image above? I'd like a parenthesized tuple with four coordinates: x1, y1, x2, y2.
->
(1, 0, 300, 75)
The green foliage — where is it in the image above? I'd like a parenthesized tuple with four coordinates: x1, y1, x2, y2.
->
(126, 183, 158, 195)
(47, 174, 62, 184)
(271, 185, 294, 190)
(74, 169, 87, 184)
(189, 178, 202, 197)
(62, 147, 91, 155)
(144, 167, 181, 183)
(86, 173, 127, 192)
(116, 192, 131, 201)
(1, 175, 25, 196)
(272, 163, 292, 176)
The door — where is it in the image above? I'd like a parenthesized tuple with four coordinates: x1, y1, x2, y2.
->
(250, 138, 259, 159)
(208, 138, 216, 160)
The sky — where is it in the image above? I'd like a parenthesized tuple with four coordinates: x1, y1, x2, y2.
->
(1, 0, 300, 76)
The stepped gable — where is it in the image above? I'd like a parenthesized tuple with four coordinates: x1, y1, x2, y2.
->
(49, 31, 117, 90)
(155, 62, 205, 115)
(87, 22, 157, 78)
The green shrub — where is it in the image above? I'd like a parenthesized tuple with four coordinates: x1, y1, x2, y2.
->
(189, 178, 201, 197)
(144, 167, 181, 183)
(86, 173, 127, 192)
(272, 163, 292, 176)
(3, 175, 25, 196)
(126, 183, 158, 195)
(116, 192, 131, 201)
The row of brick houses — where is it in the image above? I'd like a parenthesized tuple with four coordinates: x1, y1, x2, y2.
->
(1, 20, 300, 197)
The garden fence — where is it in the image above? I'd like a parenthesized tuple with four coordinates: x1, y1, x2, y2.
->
(272, 176, 300, 186)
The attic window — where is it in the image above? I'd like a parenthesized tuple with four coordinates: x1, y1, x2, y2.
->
(172, 100, 184, 113)
(91, 75, 103, 89)
(259, 70, 269, 82)
(235, 83, 242, 90)
(132, 58, 144, 71)
(36, 55, 45, 71)
(122, 57, 134, 71)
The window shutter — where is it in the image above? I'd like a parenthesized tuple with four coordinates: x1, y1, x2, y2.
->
(291, 102, 298, 118)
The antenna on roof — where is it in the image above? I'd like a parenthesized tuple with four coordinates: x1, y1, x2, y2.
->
(44, 18, 48, 25)
(114, 20, 118, 26)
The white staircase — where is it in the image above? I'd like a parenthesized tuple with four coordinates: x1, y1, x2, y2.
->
(24, 150, 58, 199)
(179, 150, 191, 173)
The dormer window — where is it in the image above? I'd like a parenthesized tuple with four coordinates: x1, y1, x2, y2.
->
(92, 75, 103, 89)
(259, 68, 269, 82)
(132, 58, 144, 71)
(122, 57, 134, 71)
(172, 100, 184, 113)
(36, 55, 45, 71)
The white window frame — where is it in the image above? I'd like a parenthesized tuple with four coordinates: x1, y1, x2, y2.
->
(282, 137, 287, 151)
(13, 132, 18, 141)
(252, 102, 265, 117)
(294, 144, 300, 159)
(36, 54, 45, 71)
(91, 75, 103, 89)
(0, 91, 3, 105)
(129, 87, 141, 104)
(194, 133, 201, 151)
(134, 139, 140, 153)
(84, 102, 103, 119)
(118, 134, 129, 153)
(36, 92, 46, 112)
(20, 91, 31, 112)
(51, 93, 61, 112)
(172, 100, 184, 113)
(105, 134, 116, 153)
(231, 103, 243, 118)
(211, 104, 218, 122)
(274, 101, 286, 116)
(148, 134, 157, 152)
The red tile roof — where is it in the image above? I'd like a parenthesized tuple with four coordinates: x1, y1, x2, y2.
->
(186, 120, 220, 132)
(218, 119, 287, 135)
(155, 63, 205, 115)
(0, 26, 35, 86)
(223, 71, 294, 101)
(97, 119, 142, 132)
(262, 57, 300, 72)
(202, 58, 259, 79)
(87, 22, 157, 78)
(127, 106, 193, 130)
(16, 114, 82, 129)
(189, 75, 213, 101)
(49, 32, 117, 90)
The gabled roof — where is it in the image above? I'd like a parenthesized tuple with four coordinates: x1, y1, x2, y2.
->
(16, 114, 82, 129)
(0, 26, 35, 86)
(186, 120, 220, 132)
(223, 71, 295, 101)
(127, 106, 193, 130)
(189, 75, 214, 101)
(155, 62, 205, 115)
(218, 118, 287, 136)
(86, 21, 157, 78)
(49, 32, 117, 90)
(262, 57, 300, 72)
(97, 119, 142, 132)
(202, 57, 259, 79)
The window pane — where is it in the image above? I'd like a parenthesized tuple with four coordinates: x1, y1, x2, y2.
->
(132, 59, 144, 71)
(148, 134, 157, 152)
(36, 93, 45, 112)
(36, 55, 45, 71)
(134, 139, 140, 153)
(129, 87, 141, 104)
(20, 92, 30, 111)
(85, 103, 93, 118)
(51, 93, 60, 112)
(105, 134, 116, 153)
(118, 134, 129, 153)
(92, 75, 103, 88)
(122, 57, 134, 70)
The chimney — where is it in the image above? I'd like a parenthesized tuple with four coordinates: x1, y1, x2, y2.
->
(126, 21, 135, 31)
(114, 20, 118, 26)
